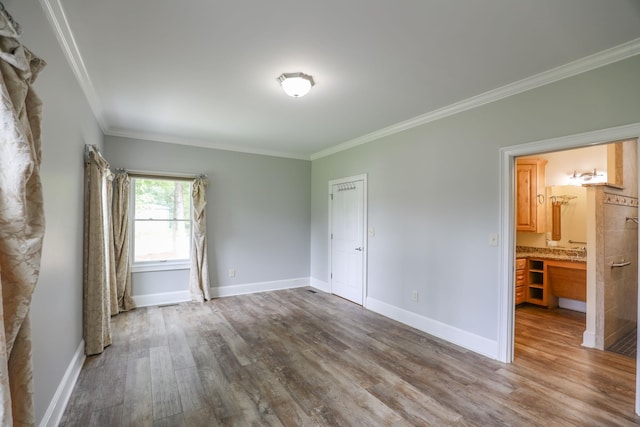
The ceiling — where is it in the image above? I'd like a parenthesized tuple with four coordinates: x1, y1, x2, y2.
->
(53, 0, 640, 159)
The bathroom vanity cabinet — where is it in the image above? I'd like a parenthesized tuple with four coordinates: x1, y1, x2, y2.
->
(546, 260, 586, 303)
(522, 258, 586, 307)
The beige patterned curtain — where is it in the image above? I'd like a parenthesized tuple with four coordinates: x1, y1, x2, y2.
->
(0, 26, 46, 427)
(106, 172, 118, 316)
(112, 172, 135, 311)
(83, 146, 114, 356)
(189, 177, 211, 301)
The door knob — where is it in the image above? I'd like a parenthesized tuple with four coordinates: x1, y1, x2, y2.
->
(355, 247, 363, 251)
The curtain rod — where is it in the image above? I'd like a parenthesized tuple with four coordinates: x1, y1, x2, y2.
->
(116, 168, 206, 181)
(84, 144, 105, 162)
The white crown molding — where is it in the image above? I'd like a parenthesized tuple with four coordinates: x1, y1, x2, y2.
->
(105, 128, 311, 161)
(310, 37, 640, 161)
(39, 0, 107, 131)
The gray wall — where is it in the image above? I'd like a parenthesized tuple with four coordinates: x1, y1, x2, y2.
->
(104, 137, 311, 295)
(310, 55, 640, 341)
(6, 0, 104, 422)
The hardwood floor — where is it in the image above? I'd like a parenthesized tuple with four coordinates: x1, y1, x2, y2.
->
(59, 289, 640, 426)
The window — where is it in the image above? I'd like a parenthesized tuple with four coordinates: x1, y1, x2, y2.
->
(132, 177, 191, 271)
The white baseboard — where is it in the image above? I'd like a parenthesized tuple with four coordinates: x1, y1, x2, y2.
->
(366, 297, 499, 360)
(210, 277, 309, 298)
(310, 277, 330, 293)
(132, 277, 311, 307)
(132, 290, 191, 308)
(558, 298, 586, 313)
(582, 330, 597, 348)
(39, 340, 86, 427)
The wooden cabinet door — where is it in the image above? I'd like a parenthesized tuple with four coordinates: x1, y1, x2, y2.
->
(515, 258, 527, 305)
(516, 163, 536, 231)
(516, 159, 546, 233)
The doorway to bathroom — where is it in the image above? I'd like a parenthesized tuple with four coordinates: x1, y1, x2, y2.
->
(497, 123, 640, 412)
(513, 139, 638, 358)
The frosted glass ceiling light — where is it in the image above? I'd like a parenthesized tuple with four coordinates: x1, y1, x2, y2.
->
(278, 72, 315, 97)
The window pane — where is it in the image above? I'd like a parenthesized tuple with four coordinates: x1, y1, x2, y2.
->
(134, 179, 190, 220)
(134, 220, 191, 262)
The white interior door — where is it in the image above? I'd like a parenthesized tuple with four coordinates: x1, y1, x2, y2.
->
(330, 179, 365, 305)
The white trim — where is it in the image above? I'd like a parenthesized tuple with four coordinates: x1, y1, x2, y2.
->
(105, 129, 310, 161)
(582, 330, 597, 349)
(131, 262, 190, 273)
(366, 297, 498, 360)
(498, 123, 640, 413)
(39, 0, 107, 131)
(328, 174, 368, 307)
(131, 278, 310, 306)
(558, 298, 586, 313)
(210, 277, 308, 298)
(310, 277, 330, 293)
(131, 290, 191, 307)
(38, 340, 86, 427)
(310, 38, 640, 161)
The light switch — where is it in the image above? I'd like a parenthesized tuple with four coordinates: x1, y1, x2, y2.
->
(489, 233, 499, 247)
(368, 227, 375, 237)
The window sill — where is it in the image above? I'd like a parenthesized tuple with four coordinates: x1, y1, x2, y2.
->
(132, 261, 190, 273)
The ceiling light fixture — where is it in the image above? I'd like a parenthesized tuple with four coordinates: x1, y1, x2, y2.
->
(278, 72, 315, 97)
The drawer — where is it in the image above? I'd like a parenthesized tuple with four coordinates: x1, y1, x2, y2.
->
(515, 258, 526, 270)
(516, 271, 525, 283)
(515, 286, 525, 304)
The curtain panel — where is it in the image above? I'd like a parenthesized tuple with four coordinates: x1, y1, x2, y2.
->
(189, 177, 211, 301)
(0, 33, 46, 426)
(112, 172, 135, 311)
(83, 146, 114, 356)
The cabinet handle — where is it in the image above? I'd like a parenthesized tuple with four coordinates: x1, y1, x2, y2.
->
(537, 194, 545, 205)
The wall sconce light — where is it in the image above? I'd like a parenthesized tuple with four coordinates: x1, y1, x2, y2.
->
(278, 72, 315, 97)
(569, 168, 606, 185)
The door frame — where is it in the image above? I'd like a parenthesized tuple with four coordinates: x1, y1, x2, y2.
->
(328, 174, 368, 307)
(497, 122, 640, 413)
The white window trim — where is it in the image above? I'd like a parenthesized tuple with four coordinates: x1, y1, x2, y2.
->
(130, 175, 193, 273)
(131, 260, 190, 273)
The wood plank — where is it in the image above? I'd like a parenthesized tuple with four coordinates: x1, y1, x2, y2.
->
(162, 306, 197, 370)
(152, 413, 185, 427)
(175, 366, 208, 413)
(122, 355, 153, 427)
(149, 346, 182, 420)
(89, 404, 122, 427)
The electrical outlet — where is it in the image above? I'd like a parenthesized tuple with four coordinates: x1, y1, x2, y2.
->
(411, 290, 419, 302)
(489, 233, 499, 247)
(228, 268, 236, 278)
